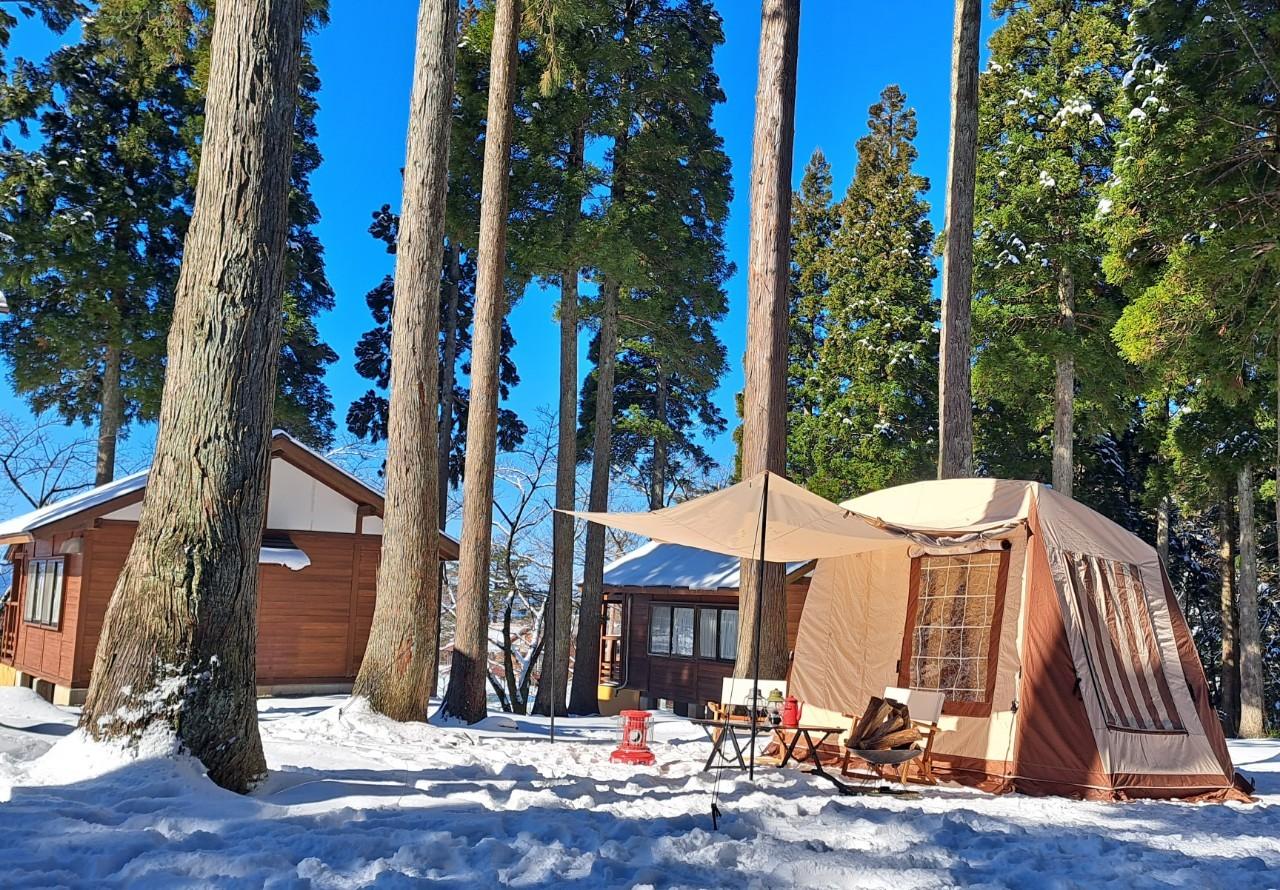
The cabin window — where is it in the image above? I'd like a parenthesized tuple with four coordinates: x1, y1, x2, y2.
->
(23, 558, 65, 629)
(603, 602, 623, 638)
(900, 549, 1007, 714)
(649, 603, 737, 661)
(718, 609, 738, 661)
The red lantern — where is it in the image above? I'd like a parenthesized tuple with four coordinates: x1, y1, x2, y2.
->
(610, 709, 656, 766)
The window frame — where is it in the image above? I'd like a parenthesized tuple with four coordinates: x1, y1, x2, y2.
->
(647, 602, 738, 663)
(22, 557, 66, 630)
(897, 546, 1010, 718)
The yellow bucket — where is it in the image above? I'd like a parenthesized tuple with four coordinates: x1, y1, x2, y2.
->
(597, 683, 617, 701)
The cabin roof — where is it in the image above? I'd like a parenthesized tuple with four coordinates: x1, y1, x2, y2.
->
(0, 430, 460, 556)
(602, 540, 811, 591)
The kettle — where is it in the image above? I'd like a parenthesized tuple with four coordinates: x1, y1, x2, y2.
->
(782, 695, 802, 728)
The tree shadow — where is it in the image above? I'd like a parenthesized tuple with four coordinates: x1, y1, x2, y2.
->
(0, 750, 1274, 888)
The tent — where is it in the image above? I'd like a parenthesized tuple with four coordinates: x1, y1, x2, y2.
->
(790, 478, 1250, 802)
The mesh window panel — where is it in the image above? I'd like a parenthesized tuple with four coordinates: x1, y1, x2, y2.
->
(909, 552, 1002, 703)
(1061, 552, 1185, 733)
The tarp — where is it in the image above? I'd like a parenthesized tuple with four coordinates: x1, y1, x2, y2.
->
(565, 471, 901, 562)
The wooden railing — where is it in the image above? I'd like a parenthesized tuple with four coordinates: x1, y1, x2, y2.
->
(1, 601, 18, 663)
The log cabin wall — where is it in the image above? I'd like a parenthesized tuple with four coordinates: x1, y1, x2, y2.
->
(609, 579, 810, 709)
(68, 520, 385, 690)
(7, 531, 87, 688)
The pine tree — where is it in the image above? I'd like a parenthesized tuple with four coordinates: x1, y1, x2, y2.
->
(1105, 0, 1279, 735)
(972, 0, 1132, 496)
(0, 1, 337, 480)
(0, 28, 189, 485)
(937, 0, 980, 480)
(735, 0, 799, 683)
(79, 0, 306, 792)
(569, 0, 733, 711)
(789, 86, 937, 502)
(351, 0, 459, 722)
(346, 209, 523, 480)
(785, 148, 837, 487)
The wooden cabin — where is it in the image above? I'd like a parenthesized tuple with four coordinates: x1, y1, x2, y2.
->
(597, 541, 812, 715)
(0, 430, 459, 705)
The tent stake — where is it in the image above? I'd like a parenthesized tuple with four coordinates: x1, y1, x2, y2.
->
(749, 472, 769, 781)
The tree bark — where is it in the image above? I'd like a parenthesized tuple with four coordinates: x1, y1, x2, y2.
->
(441, 0, 521, 724)
(1236, 464, 1264, 737)
(937, 0, 980, 480)
(78, 0, 306, 793)
(567, 278, 620, 714)
(734, 0, 800, 683)
(352, 0, 458, 720)
(532, 122, 585, 719)
(438, 240, 462, 524)
(1052, 267, 1075, 497)
(1156, 495, 1170, 569)
(1218, 499, 1239, 736)
(95, 341, 123, 486)
(650, 363, 668, 510)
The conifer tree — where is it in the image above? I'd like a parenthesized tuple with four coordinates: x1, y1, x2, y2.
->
(1104, 0, 1279, 735)
(789, 86, 937, 502)
(0, 28, 188, 484)
(972, 0, 1131, 497)
(785, 149, 836, 486)
(569, 0, 733, 711)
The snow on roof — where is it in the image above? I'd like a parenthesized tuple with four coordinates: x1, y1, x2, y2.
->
(0, 430, 459, 546)
(0, 467, 150, 539)
(602, 540, 810, 591)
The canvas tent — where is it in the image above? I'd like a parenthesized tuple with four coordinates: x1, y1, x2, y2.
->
(790, 478, 1249, 802)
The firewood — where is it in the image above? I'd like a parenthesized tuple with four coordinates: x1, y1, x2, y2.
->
(848, 697, 921, 750)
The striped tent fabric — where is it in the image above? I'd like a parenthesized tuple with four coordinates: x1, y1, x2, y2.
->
(1061, 552, 1184, 733)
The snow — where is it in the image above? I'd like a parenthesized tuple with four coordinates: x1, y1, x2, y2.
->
(603, 540, 809, 590)
(0, 467, 150, 539)
(0, 689, 1274, 887)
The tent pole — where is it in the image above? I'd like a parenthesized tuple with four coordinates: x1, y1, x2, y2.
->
(749, 472, 769, 781)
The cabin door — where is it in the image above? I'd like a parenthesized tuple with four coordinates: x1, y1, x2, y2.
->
(599, 600, 624, 685)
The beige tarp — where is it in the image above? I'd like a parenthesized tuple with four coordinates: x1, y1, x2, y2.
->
(565, 471, 901, 562)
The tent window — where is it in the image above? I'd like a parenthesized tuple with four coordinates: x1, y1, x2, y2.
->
(1061, 552, 1185, 733)
(23, 558, 65, 629)
(900, 550, 1007, 716)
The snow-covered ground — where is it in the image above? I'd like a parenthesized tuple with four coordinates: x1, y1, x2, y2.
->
(0, 689, 1276, 889)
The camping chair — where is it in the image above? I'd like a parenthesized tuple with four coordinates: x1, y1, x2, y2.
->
(841, 686, 947, 786)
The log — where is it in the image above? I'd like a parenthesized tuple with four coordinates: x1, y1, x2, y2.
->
(849, 697, 921, 750)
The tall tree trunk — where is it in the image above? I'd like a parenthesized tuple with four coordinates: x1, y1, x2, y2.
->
(1237, 464, 1264, 737)
(734, 0, 800, 683)
(567, 278, 620, 714)
(532, 122, 585, 719)
(937, 0, 980, 480)
(1218, 499, 1239, 736)
(78, 0, 306, 793)
(650, 363, 668, 510)
(438, 240, 462, 524)
(352, 0, 458, 720)
(95, 341, 123, 486)
(1052, 267, 1075, 497)
(441, 0, 520, 724)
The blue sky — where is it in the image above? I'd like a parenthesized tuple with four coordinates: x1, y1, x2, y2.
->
(0, 1, 995, 509)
